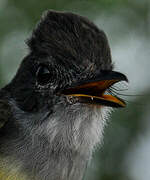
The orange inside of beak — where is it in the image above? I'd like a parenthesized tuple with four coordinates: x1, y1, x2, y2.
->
(63, 80, 126, 108)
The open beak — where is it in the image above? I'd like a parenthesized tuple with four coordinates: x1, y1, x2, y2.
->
(62, 71, 128, 108)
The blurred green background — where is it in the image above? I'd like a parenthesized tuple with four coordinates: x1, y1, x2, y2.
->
(0, 0, 150, 179)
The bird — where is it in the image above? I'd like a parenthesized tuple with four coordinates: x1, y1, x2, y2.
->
(0, 10, 128, 180)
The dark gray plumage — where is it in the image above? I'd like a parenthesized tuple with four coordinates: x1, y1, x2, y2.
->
(0, 10, 127, 180)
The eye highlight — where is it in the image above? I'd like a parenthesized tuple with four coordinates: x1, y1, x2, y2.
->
(36, 65, 52, 85)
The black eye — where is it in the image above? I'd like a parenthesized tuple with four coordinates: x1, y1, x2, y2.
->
(36, 65, 52, 85)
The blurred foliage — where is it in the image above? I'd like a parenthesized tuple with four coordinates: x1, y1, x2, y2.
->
(0, 0, 150, 179)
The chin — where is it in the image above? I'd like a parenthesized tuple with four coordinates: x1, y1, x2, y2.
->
(42, 103, 112, 155)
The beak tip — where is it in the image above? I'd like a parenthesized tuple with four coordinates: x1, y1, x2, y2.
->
(124, 76, 129, 83)
(117, 72, 128, 83)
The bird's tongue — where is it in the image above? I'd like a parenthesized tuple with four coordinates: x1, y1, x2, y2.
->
(62, 71, 128, 108)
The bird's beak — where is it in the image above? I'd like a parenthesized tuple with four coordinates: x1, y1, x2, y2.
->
(62, 71, 128, 108)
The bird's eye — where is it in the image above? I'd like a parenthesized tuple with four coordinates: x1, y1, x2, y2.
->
(36, 65, 52, 85)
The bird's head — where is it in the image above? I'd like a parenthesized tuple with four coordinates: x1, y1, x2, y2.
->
(2, 11, 128, 154)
